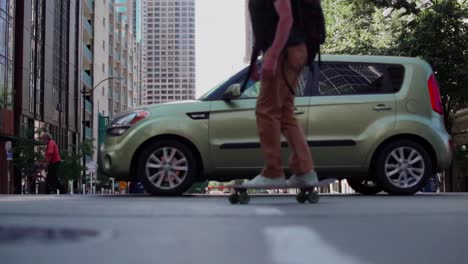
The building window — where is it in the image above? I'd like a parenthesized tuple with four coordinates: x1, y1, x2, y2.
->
(0, 0, 14, 112)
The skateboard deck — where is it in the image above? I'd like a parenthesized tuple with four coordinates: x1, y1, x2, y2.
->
(228, 178, 336, 205)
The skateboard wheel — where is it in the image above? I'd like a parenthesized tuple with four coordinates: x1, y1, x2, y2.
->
(296, 192, 307, 203)
(307, 191, 320, 204)
(229, 193, 240, 204)
(239, 192, 250, 204)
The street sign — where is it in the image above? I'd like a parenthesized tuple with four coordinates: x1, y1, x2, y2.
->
(119, 181, 127, 190)
(5, 141, 12, 161)
(86, 161, 97, 173)
(5, 141, 11, 152)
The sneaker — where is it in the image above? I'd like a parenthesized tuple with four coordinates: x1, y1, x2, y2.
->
(243, 175, 286, 188)
(287, 170, 319, 187)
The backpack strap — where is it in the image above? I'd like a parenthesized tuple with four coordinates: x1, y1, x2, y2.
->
(241, 45, 261, 93)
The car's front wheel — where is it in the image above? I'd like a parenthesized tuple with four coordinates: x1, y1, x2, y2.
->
(137, 140, 197, 196)
(346, 178, 383, 195)
(375, 140, 432, 195)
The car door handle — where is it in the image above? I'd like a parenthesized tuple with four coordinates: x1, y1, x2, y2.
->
(294, 108, 305, 115)
(372, 104, 392, 112)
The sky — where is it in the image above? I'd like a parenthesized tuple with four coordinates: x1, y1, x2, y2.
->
(195, 0, 248, 97)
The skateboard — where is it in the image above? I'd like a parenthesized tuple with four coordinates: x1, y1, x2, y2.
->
(228, 178, 336, 205)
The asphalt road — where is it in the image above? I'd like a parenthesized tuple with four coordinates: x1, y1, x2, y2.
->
(0, 193, 467, 264)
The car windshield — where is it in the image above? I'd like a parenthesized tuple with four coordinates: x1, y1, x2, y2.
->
(197, 79, 227, 100)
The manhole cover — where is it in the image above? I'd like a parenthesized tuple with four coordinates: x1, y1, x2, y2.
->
(0, 226, 103, 244)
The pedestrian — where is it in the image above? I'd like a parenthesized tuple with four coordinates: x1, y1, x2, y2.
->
(243, 0, 326, 187)
(40, 133, 66, 194)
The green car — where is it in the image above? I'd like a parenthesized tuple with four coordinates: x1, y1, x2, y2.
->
(100, 55, 452, 196)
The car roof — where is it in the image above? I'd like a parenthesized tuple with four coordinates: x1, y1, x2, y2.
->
(321, 54, 426, 65)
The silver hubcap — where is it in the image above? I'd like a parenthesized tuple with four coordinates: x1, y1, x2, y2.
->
(145, 147, 188, 190)
(385, 147, 425, 188)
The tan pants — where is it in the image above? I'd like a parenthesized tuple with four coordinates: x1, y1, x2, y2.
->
(256, 44, 314, 178)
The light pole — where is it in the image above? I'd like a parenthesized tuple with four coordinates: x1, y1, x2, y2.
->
(81, 76, 123, 193)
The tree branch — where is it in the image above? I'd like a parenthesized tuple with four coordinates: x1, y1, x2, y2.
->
(369, 0, 420, 15)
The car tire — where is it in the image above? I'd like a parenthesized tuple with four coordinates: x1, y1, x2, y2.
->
(375, 140, 432, 195)
(346, 178, 383, 195)
(137, 140, 197, 196)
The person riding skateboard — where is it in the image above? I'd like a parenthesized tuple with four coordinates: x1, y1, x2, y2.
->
(243, 0, 325, 188)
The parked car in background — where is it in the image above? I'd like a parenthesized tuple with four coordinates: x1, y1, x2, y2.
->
(101, 55, 452, 196)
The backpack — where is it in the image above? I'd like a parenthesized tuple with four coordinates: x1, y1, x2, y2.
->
(242, 0, 326, 93)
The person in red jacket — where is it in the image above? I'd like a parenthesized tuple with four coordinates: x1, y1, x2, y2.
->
(41, 133, 66, 194)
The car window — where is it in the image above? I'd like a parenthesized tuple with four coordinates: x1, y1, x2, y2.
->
(387, 65, 405, 93)
(317, 63, 388, 96)
(239, 67, 310, 99)
(198, 80, 225, 100)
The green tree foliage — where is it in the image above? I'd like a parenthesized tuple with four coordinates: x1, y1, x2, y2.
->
(0, 86, 13, 110)
(322, 0, 406, 55)
(12, 127, 47, 183)
(322, 0, 468, 118)
(60, 139, 95, 182)
(396, 1, 468, 117)
(13, 125, 95, 185)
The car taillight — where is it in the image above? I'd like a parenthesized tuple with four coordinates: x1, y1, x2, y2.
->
(428, 74, 443, 115)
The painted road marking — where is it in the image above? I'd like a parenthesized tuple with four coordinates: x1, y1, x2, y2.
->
(264, 226, 366, 264)
(0, 196, 63, 202)
(255, 207, 285, 216)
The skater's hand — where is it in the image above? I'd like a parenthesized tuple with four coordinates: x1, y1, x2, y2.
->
(262, 51, 279, 80)
(251, 63, 261, 82)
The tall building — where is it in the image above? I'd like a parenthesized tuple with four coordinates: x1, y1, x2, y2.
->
(9, 0, 82, 192)
(82, 0, 141, 162)
(142, 0, 196, 105)
(133, 0, 143, 41)
(137, 41, 144, 106)
(14, 0, 82, 152)
(0, 0, 15, 194)
(134, 0, 144, 107)
(82, 0, 96, 154)
(108, 0, 140, 118)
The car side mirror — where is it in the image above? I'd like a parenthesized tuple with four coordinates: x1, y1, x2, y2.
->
(222, 84, 241, 101)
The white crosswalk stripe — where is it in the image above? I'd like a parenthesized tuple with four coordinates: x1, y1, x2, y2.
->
(0, 196, 62, 202)
(254, 207, 285, 216)
(264, 226, 367, 264)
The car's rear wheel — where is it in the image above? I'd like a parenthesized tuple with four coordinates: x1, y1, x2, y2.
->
(346, 178, 383, 195)
(137, 140, 197, 196)
(375, 140, 432, 195)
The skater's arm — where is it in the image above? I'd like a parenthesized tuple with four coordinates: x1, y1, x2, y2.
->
(270, 0, 293, 58)
(252, 63, 260, 81)
(262, 0, 293, 78)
